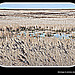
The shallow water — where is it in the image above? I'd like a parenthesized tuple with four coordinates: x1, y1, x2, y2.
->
(54, 33, 72, 39)
(17, 31, 26, 37)
(17, 31, 45, 38)
(17, 31, 75, 40)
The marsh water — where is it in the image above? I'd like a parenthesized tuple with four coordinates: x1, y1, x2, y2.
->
(17, 31, 75, 40)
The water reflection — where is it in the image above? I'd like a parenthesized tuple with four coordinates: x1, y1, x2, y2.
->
(17, 31, 26, 37)
(17, 31, 75, 40)
(54, 33, 72, 39)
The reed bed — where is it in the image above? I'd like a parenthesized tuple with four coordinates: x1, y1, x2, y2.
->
(0, 36, 75, 66)
(0, 9, 75, 66)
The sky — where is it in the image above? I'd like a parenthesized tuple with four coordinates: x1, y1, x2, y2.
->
(0, 3, 75, 9)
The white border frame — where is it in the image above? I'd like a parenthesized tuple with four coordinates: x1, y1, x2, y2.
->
(1, 65, 75, 68)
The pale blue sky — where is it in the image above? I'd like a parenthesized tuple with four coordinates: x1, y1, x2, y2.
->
(0, 3, 75, 9)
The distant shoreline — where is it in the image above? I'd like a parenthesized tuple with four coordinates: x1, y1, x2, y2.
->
(0, 9, 75, 10)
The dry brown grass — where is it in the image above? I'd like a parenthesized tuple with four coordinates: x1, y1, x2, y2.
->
(0, 36, 75, 66)
(0, 9, 75, 66)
